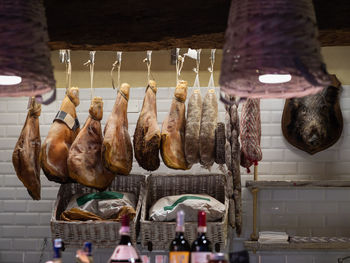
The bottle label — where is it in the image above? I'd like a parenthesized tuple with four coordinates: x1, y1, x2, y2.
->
(155, 255, 165, 263)
(169, 252, 190, 263)
(110, 245, 139, 261)
(191, 252, 211, 263)
(141, 255, 150, 263)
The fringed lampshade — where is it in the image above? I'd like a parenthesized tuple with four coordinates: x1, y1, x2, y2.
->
(0, 0, 55, 102)
(219, 0, 331, 100)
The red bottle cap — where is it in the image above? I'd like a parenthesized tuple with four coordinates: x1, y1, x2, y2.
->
(198, 211, 206, 227)
(121, 214, 130, 227)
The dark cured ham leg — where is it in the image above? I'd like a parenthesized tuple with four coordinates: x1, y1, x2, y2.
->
(12, 98, 41, 200)
(134, 80, 161, 171)
(103, 83, 133, 175)
(68, 97, 115, 190)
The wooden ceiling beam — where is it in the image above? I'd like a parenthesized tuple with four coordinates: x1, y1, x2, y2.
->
(44, 0, 350, 51)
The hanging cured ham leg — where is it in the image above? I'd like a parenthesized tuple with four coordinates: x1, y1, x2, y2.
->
(41, 87, 80, 183)
(161, 80, 189, 170)
(134, 80, 161, 171)
(68, 97, 114, 190)
(12, 98, 41, 200)
(103, 83, 133, 175)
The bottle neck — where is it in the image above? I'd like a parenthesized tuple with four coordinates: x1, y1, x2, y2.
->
(176, 225, 185, 233)
(197, 226, 207, 234)
(175, 231, 186, 238)
(119, 231, 132, 246)
(53, 248, 61, 259)
(120, 226, 130, 235)
(118, 225, 132, 245)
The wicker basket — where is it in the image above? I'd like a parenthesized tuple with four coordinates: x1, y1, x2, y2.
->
(220, 0, 330, 99)
(51, 174, 146, 248)
(0, 0, 55, 99)
(141, 174, 229, 251)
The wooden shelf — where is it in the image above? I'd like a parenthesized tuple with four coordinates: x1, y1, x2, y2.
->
(246, 180, 350, 189)
(244, 241, 350, 251)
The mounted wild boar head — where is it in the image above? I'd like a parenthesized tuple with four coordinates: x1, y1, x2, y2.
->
(282, 75, 343, 154)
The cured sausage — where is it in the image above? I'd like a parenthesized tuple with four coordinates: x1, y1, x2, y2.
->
(199, 89, 218, 169)
(185, 89, 202, 165)
(240, 98, 262, 169)
(225, 101, 242, 236)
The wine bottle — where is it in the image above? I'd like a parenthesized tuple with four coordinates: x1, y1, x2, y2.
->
(45, 238, 63, 263)
(76, 242, 93, 263)
(191, 211, 212, 263)
(108, 215, 142, 263)
(83, 242, 93, 263)
(169, 210, 190, 263)
(208, 253, 228, 263)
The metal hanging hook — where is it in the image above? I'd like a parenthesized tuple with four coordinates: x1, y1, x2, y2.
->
(143, 50, 153, 82)
(84, 51, 96, 100)
(111, 51, 122, 90)
(194, 49, 201, 74)
(175, 48, 185, 84)
(116, 52, 122, 66)
(60, 49, 71, 92)
(209, 49, 216, 73)
(90, 51, 95, 65)
(207, 49, 216, 90)
(59, 49, 70, 64)
(83, 51, 96, 67)
(59, 50, 65, 63)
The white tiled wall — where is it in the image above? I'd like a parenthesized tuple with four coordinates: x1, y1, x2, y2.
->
(0, 86, 350, 262)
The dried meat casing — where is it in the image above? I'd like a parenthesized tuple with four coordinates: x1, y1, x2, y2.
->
(185, 90, 202, 165)
(199, 89, 218, 169)
(215, 122, 226, 164)
(240, 98, 262, 168)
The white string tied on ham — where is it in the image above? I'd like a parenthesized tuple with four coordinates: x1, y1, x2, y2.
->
(240, 98, 262, 172)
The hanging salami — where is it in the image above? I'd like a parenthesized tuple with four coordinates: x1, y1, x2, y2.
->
(240, 98, 262, 171)
(225, 99, 242, 236)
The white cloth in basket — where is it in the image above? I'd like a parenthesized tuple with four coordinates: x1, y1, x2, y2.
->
(65, 191, 136, 219)
(149, 194, 225, 222)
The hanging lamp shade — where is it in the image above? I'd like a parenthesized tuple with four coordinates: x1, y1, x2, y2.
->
(0, 0, 55, 102)
(219, 0, 331, 100)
